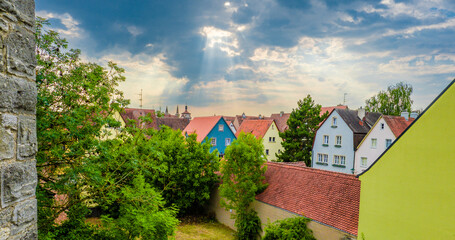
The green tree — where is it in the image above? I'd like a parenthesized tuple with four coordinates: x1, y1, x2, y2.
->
(144, 127, 220, 215)
(263, 217, 316, 240)
(35, 18, 179, 239)
(36, 17, 128, 235)
(219, 132, 268, 239)
(276, 95, 327, 165)
(365, 82, 413, 115)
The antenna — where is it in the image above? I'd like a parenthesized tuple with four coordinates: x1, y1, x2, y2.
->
(343, 93, 348, 105)
(138, 89, 143, 109)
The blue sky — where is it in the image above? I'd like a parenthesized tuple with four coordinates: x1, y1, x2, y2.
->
(36, 0, 455, 116)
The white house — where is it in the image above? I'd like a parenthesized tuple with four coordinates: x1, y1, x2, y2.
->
(312, 108, 381, 174)
(354, 114, 414, 174)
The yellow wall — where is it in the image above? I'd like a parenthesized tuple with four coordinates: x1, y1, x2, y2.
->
(263, 121, 284, 161)
(100, 110, 126, 140)
(208, 187, 355, 239)
(357, 81, 455, 240)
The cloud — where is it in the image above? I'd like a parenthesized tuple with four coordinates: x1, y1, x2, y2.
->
(36, 10, 83, 38)
(126, 25, 144, 37)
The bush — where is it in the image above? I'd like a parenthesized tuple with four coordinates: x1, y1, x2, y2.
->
(263, 217, 316, 240)
(236, 210, 262, 240)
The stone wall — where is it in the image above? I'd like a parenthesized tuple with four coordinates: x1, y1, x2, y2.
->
(208, 187, 356, 240)
(0, 0, 38, 239)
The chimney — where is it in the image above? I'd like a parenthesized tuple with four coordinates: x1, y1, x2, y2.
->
(401, 112, 409, 121)
(357, 107, 365, 120)
(410, 112, 418, 119)
(280, 111, 284, 117)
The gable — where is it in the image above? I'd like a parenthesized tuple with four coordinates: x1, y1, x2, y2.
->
(357, 80, 455, 239)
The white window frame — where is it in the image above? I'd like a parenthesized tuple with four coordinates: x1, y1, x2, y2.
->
(317, 153, 328, 164)
(361, 157, 368, 167)
(323, 135, 329, 145)
(385, 139, 392, 148)
(211, 137, 217, 146)
(335, 135, 342, 145)
(371, 138, 377, 149)
(333, 155, 346, 166)
(218, 124, 224, 132)
(332, 117, 337, 126)
(225, 138, 231, 146)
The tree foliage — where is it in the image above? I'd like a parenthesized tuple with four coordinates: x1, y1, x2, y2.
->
(263, 217, 316, 240)
(365, 82, 413, 115)
(277, 95, 327, 165)
(35, 17, 129, 235)
(219, 132, 268, 239)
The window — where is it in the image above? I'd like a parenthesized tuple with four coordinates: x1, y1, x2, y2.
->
(218, 124, 224, 131)
(272, 137, 276, 142)
(272, 125, 274, 130)
(385, 139, 392, 148)
(371, 138, 377, 149)
(332, 117, 337, 126)
(278, 149, 281, 154)
(211, 138, 217, 146)
(225, 138, 231, 146)
(361, 157, 367, 167)
(333, 155, 346, 166)
(323, 135, 329, 145)
(269, 137, 272, 142)
(317, 153, 328, 164)
(219, 154, 224, 158)
(381, 123, 385, 129)
(266, 149, 269, 155)
(335, 135, 342, 145)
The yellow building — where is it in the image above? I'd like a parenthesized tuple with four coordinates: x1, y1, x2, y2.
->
(100, 110, 126, 140)
(236, 119, 283, 161)
(357, 80, 455, 239)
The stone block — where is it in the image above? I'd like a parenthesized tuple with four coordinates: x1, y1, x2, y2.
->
(1, 114, 18, 130)
(0, 227, 10, 240)
(10, 224, 36, 240)
(0, 128, 15, 160)
(0, 207, 13, 226)
(0, 17, 8, 32)
(13, 199, 36, 226)
(6, 25, 36, 77)
(0, 0, 34, 26)
(1, 161, 37, 207)
(0, 76, 37, 114)
(17, 116, 37, 160)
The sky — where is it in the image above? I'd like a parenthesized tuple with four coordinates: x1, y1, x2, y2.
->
(36, 0, 455, 117)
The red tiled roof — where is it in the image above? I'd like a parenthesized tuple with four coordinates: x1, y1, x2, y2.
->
(120, 108, 157, 129)
(383, 115, 414, 138)
(156, 117, 190, 131)
(320, 105, 347, 117)
(236, 119, 274, 138)
(256, 162, 360, 236)
(182, 116, 223, 142)
(269, 113, 290, 132)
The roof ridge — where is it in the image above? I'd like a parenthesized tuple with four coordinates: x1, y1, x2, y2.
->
(266, 162, 357, 180)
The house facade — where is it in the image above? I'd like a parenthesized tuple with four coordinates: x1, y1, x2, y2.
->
(182, 116, 236, 155)
(312, 109, 381, 174)
(357, 80, 455, 239)
(236, 119, 283, 161)
(354, 115, 413, 174)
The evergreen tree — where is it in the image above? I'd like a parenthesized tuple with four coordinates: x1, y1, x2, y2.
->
(276, 95, 327, 165)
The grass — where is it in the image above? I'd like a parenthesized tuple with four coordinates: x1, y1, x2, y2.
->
(174, 221, 235, 240)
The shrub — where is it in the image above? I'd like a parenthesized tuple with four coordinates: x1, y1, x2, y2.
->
(263, 217, 316, 240)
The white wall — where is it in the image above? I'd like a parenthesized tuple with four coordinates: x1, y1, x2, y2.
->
(354, 117, 395, 174)
(312, 110, 355, 174)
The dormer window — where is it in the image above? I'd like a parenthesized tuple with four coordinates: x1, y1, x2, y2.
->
(219, 124, 224, 132)
(381, 123, 385, 129)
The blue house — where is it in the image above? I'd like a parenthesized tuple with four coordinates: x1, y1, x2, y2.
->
(312, 108, 381, 174)
(182, 116, 236, 156)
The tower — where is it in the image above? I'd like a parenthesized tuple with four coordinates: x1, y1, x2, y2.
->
(182, 104, 192, 120)
(175, 105, 180, 117)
